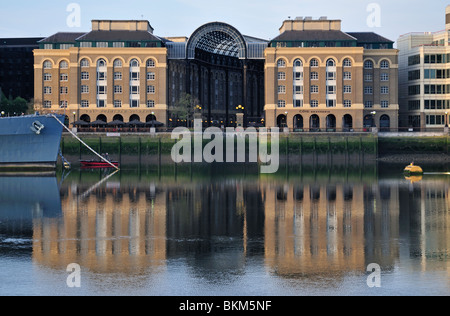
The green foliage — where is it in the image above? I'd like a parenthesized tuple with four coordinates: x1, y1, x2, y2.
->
(0, 91, 32, 116)
(171, 93, 201, 127)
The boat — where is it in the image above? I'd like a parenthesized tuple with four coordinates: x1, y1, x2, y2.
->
(404, 162, 423, 175)
(0, 114, 65, 170)
(80, 160, 120, 168)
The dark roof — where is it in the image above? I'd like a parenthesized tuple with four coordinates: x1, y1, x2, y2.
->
(271, 30, 356, 42)
(77, 30, 162, 42)
(39, 32, 87, 43)
(346, 32, 393, 44)
(0, 37, 43, 46)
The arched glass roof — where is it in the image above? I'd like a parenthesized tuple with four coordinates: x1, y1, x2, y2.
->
(187, 22, 247, 59)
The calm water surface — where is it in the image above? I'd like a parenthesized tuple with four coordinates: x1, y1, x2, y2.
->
(0, 160, 449, 296)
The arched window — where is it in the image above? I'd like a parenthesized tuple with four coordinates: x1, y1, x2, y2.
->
(146, 59, 156, 68)
(326, 58, 336, 67)
(43, 60, 53, 69)
(294, 59, 303, 67)
(310, 58, 319, 67)
(277, 59, 286, 68)
(364, 60, 374, 69)
(80, 59, 90, 68)
(380, 60, 390, 69)
(343, 58, 352, 67)
(130, 59, 140, 68)
(113, 59, 122, 68)
(97, 59, 106, 68)
(60, 60, 69, 69)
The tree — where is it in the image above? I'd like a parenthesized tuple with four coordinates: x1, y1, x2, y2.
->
(0, 92, 32, 116)
(171, 93, 201, 127)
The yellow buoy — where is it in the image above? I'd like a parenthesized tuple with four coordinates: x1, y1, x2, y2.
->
(404, 162, 423, 175)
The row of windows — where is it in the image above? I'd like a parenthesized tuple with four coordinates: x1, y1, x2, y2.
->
(278, 85, 389, 95)
(408, 99, 450, 111)
(42, 71, 157, 82)
(426, 115, 446, 125)
(277, 100, 389, 108)
(44, 85, 157, 95)
(43, 58, 157, 69)
(408, 54, 450, 66)
(409, 69, 450, 80)
(407, 84, 450, 95)
(277, 58, 390, 69)
(278, 71, 389, 81)
(43, 100, 156, 109)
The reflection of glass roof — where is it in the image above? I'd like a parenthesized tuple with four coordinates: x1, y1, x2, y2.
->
(187, 22, 247, 59)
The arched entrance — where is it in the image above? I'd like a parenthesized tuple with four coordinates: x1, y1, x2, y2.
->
(129, 114, 141, 122)
(364, 115, 374, 130)
(277, 114, 287, 128)
(380, 115, 390, 131)
(96, 114, 107, 122)
(293, 114, 303, 131)
(343, 114, 353, 132)
(113, 114, 124, 122)
(146, 114, 157, 123)
(80, 114, 91, 123)
(310, 115, 320, 132)
(326, 114, 336, 131)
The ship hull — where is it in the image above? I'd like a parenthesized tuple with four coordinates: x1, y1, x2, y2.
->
(0, 114, 65, 169)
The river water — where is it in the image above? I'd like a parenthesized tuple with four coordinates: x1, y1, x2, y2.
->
(0, 159, 449, 296)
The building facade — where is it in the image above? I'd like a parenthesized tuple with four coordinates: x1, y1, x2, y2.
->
(264, 17, 399, 131)
(34, 18, 398, 130)
(398, 6, 450, 131)
(34, 21, 168, 126)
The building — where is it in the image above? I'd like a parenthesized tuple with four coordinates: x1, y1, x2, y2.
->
(33, 18, 397, 130)
(0, 37, 43, 100)
(34, 20, 168, 126)
(398, 5, 450, 131)
(34, 20, 267, 128)
(264, 17, 399, 131)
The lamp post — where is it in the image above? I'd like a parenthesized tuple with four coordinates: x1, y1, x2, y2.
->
(445, 111, 448, 127)
(73, 111, 76, 126)
(236, 105, 245, 127)
(151, 111, 155, 128)
(0, 111, 4, 117)
(370, 111, 376, 127)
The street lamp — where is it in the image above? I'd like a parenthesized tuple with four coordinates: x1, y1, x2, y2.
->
(371, 111, 376, 127)
(73, 111, 76, 126)
(151, 111, 155, 128)
(0, 111, 4, 117)
(445, 111, 448, 127)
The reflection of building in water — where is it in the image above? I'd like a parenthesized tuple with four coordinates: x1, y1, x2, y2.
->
(30, 173, 448, 280)
(264, 181, 400, 276)
(399, 179, 450, 275)
(32, 181, 167, 273)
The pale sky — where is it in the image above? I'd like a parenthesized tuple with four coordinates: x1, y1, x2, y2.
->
(0, 0, 447, 44)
